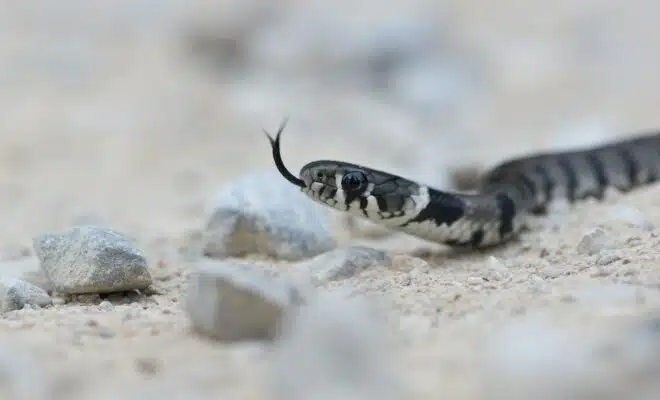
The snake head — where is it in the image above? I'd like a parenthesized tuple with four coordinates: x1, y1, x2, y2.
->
(299, 161, 370, 205)
(264, 118, 371, 204)
(300, 160, 425, 219)
(264, 119, 421, 217)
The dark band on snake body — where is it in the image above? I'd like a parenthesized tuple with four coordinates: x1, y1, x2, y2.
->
(495, 193, 516, 238)
(618, 147, 638, 188)
(556, 155, 578, 202)
(585, 152, 607, 200)
(265, 119, 660, 248)
(402, 189, 465, 228)
(529, 164, 553, 214)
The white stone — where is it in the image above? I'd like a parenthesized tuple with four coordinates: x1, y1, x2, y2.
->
(203, 171, 336, 261)
(33, 225, 152, 294)
(185, 260, 301, 342)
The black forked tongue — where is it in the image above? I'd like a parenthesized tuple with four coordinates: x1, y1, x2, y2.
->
(263, 117, 306, 188)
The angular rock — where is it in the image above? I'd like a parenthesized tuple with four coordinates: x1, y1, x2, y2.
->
(202, 171, 336, 261)
(595, 251, 622, 266)
(185, 260, 301, 342)
(0, 278, 52, 312)
(576, 228, 607, 256)
(33, 226, 152, 294)
(295, 246, 391, 284)
(486, 255, 510, 281)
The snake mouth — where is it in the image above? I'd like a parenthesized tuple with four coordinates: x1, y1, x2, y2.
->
(264, 117, 306, 189)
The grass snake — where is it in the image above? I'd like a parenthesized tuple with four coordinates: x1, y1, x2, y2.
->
(265, 118, 660, 248)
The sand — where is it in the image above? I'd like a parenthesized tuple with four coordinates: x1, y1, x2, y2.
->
(1, 2, 660, 399)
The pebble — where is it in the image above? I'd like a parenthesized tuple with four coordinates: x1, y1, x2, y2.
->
(98, 300, 113, 311)
(397, 274, 412, 286)
(595, 251, 621, 266)
(539, 263, 564, 279)
(528, 275, 547, 293)
(33, 225, 153, 295)
(467, 276, 484, 286)
(184, 260, 301, 342)
(486, 256, 509, 281)
(294, 246, 391, 284)
(268, 290, 406, 400)
(202, 171, 336, 261)
(576, 228, 607, 255)
(0, 277, 52, 313)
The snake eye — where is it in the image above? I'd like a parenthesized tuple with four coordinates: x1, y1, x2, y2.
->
(341, 171, 367, 192)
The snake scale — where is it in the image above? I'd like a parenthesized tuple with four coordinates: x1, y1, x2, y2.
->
(265, 118, 660, 248)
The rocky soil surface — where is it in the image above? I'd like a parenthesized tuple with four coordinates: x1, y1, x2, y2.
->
(1, 1, 660, 399)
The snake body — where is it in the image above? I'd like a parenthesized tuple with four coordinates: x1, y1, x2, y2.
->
(265, 119, 660, 248)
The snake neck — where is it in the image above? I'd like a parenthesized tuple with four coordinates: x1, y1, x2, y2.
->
(393, 186, 524, 248)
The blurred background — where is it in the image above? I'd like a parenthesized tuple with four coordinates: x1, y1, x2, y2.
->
(0, 0, 659, 244)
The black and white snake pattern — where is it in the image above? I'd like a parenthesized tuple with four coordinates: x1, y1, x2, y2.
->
(265, 119, 660, 248)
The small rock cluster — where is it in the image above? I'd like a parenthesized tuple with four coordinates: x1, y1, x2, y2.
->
(0, 225, 153, 313)
(181, 172, 412, 397)
(185, 260, 302, 342)
(183, 252, 407, 399)
(189, 171, 402, 342)
(3, 168, 660, 399)
(184, 245, 393, 342)
(0, 277, 51, 313)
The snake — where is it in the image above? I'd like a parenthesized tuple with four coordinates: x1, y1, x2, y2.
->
(264, 118, 660, 248)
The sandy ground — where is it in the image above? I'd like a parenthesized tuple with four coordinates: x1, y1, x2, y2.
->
(1, 1, 660, 399)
